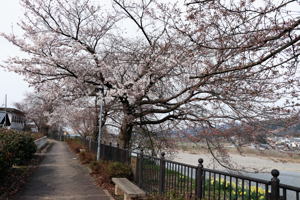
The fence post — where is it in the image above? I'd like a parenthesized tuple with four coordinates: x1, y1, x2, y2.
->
(159, 152, 166, 195)
(137, 149, 144, 187)
(109, 142, 113, 161)
(270, 169, 280, 200)
(100, 141, 104, 160)
(196, 158, 204, 199)
(126, 148, 131, 164)
(116, 144, 120, 162)
(89, 137, 92, 152)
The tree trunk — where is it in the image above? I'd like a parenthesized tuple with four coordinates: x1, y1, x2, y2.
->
(40, 124, 49, 136)
(118, 116, 133, 149)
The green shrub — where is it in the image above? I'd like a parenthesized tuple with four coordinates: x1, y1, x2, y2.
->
(13, 133, 36, 165)
(89, 161, 102, 174)
(0, 129, 37, 175)
(0, 146, 14, 175)
(89, 160, 133, 181)
(107, 162, 132, 179)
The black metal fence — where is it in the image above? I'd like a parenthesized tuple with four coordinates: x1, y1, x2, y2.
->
(134, 151, 300, 200)
(48, 133, 131, 163)
(48, 132, 66, 141)
(50, 134, 300, 200)
(79, 137, 131, 164)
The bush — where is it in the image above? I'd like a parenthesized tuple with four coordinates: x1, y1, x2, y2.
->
(66, 139, 84, 153)
(0, 129, 37, 175)
(89, 161, 102, 174)
(13, 134, 37, 165)
(107, 162, 132, 179)
(79, 151, 95, 164)
(89, 160, 133, 182)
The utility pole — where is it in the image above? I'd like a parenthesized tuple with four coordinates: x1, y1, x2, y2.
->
(96, 91, 104, 161)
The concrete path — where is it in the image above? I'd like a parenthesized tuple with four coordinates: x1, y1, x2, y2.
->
(14, 140, 112, 200)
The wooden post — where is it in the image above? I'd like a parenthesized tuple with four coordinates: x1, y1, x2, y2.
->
(159, 152, 166, 195)
(196, 158, 204, 199)
(270, 169, 280, 200)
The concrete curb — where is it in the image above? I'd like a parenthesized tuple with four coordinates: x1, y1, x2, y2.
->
(37, 140, 52, 153)
(103, 189, 116, 200)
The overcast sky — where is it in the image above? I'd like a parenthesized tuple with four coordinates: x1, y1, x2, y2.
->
(0, 0, 148, 108)
(0, 0, 32, 107)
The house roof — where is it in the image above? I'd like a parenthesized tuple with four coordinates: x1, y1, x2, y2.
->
(0, 107, 24, 115)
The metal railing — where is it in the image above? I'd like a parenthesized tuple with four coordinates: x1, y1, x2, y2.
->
(49, 133, 131, 163)
(50, 133, 300, 200)
(134, 151, 300, 200)
(48, 132, 65, 141)
(79, 137, 131, 164)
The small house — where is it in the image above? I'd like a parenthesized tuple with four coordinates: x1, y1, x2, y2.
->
(0, 107, 25, 131)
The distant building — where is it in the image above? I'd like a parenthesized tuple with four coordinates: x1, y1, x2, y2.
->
(0, 107, 26, 131)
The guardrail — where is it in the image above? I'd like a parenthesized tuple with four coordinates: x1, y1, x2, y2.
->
(34, 136, 48, 150)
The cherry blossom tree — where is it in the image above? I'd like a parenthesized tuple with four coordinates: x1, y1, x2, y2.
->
(103, 0, 300, 149)
(48, 98, 99, 138)
(14, 92, 58, 135)
(2, 0, 300, 152)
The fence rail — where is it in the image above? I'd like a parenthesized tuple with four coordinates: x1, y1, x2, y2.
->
(50, 134, 300, 200)
(134, 152, 300, 200)
(79, 137, 131, 164)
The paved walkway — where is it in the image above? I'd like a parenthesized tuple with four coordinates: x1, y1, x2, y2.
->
(14, 140, 112, 200)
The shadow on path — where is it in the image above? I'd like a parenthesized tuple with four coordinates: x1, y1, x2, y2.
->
(13, 140, 111, 200)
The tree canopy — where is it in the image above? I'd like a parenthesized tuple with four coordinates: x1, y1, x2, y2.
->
(2, 0, 300, 149)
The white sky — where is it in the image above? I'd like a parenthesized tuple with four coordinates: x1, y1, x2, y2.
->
(0, 0, 32, 107)
(0, 0, 148, 108)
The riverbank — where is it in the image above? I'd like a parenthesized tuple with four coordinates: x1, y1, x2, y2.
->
(174, 151, 300, 173)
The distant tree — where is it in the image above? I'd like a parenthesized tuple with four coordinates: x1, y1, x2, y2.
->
(62, 105, 97, 138)
(14, 92, 56, 135)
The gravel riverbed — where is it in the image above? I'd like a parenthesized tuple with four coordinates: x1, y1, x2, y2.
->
(174, 151, 300, 173)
